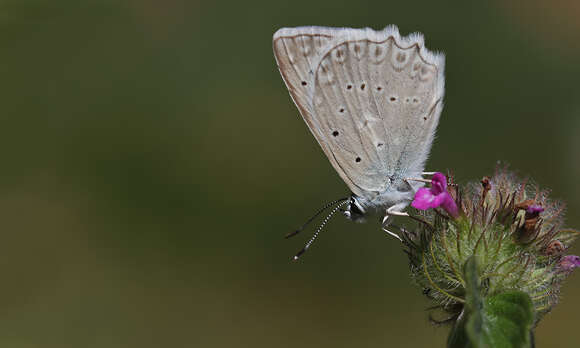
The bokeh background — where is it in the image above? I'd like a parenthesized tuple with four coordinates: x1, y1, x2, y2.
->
(0, 0, 579, 347)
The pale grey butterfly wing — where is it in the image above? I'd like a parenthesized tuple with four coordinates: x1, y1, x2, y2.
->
(273, 26, 444, 202)
(272, 27, 363, 195)
(311, 27, 445, 201)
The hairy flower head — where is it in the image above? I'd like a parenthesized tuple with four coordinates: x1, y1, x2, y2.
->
(403, 165, 579, 325)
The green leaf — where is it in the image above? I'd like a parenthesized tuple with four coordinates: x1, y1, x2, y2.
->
(447, 257, 534, 348)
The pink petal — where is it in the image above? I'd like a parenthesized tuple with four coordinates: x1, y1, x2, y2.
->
(411, 173, 460, 218)
(431, 192, 448, 207)
(526, 204, 544, 214)
(441, 194, 459, 218)
(411, 188, 436, 210)
(561, 255, 580, 271)
(430, 173, 448, 195)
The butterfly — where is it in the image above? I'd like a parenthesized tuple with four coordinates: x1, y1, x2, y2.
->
(273, 26, 445, 259)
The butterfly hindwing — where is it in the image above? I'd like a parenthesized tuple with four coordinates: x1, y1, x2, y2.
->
(274, 26, 445, 201)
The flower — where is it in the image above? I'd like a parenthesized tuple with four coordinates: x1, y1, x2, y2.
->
(560, 255, 580, 271)
(404, 165, 578, 327)
(526, 204, 544, 215)
(517, 203, 545, 243)
(411, 172, 459, 218)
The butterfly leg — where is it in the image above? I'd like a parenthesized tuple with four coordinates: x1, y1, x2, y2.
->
(405, 172, 436, 186)
(385, 204, 410, 218)
(381, 203, 408, 242)
(382, 224, 402, 241)
(405, 177, 431, 184)
(405, 172, 440, 187)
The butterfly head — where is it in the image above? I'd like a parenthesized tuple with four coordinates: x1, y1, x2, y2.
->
(343, 195, 367, 222)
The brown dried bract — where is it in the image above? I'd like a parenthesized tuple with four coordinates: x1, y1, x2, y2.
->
(545, 239, 566, 256)
(480, 176, 491, 205)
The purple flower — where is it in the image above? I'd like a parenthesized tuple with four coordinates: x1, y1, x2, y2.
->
(560, 255, 580, 272)
(526, 204, 544, 215)
(411, 172, 459, 218)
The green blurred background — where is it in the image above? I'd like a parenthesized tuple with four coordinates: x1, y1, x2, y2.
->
(0, 0, 579, 347)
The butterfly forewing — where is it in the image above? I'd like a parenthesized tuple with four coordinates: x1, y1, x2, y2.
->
(273, 29, 333, 115)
